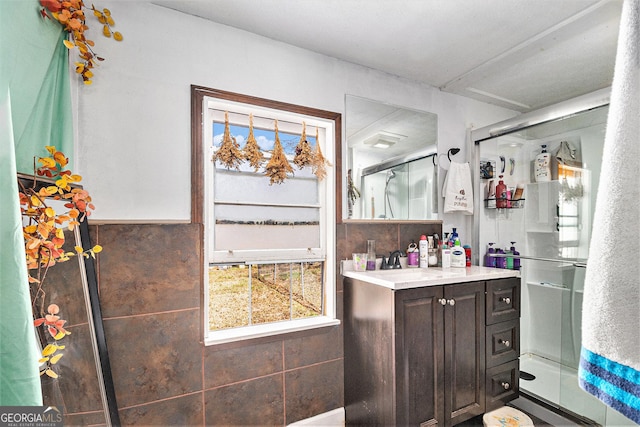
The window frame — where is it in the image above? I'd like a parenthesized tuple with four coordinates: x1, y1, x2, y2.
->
(191, 86, 341, 346)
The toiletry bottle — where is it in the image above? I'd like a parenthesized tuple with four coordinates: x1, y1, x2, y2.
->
(496, 175, 507, 208)
(366, 240, 376, 270)
(535, 144, 551, 182)
(451, 239, 466, 268)
(485, 243, 496, 268)
(463, 244, 472, 267)
(511, 242, 520, 271)
(449, 228, 459, 247)
(487, 180, 496, 208)
(495, 248, 506, 269)
(428, 236, 438, 266)
(419, 235, 429, 268)
(441, 241, 451, 268)
(407, 241, 419, 268)
(505, 245, 514, 269)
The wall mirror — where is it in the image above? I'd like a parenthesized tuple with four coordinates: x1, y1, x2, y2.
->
(18, 174, 119, 426)
(344, 95, 438, 221)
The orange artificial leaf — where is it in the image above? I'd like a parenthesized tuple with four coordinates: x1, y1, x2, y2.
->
(39, 357, 49, 364)
(24, 225, 37, 234)
(48, 304, 60, 314)
(34, 318, 46, 327)
(44, 207, 56, 218)
(92, 244, 103, 253)
(106, 16, 114, 26)
(53, 151, 68, 166)
(113, 31, 123, 42)
(48, 326, 58, 337)
(63, 39, 75, 49)
(45, 146, 56, 154)
(44, 369, 59, 379)
(103, 8, 111, 16)
(30, 195, 42, 207)
(50, 354, 63, 364)
(54, 331, 66, 340)
(102, 25, 110, 37)
(75, 245, 83, 254)
(42, 344, 57, 356)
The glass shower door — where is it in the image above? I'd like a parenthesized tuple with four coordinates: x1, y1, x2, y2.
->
(475, 103, 615, 424)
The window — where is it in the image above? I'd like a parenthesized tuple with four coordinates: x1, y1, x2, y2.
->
(191, 87, 340, 345)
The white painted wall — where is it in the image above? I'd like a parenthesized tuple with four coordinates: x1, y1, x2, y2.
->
(76, 0, 517, 241)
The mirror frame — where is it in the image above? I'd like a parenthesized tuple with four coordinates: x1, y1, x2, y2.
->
(18, 173, 120, 426)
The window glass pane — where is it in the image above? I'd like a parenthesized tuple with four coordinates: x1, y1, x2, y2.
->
(292, 262, 324, 319)
(215, 223, 320, 251)
(209, 265, 250, 330)
(208, 262, 324, 331)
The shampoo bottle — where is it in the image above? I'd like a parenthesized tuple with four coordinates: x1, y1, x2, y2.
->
(511, 242, 521, 271)
(485, 243, 496, 268)
(496, 175, 507, 208)
(451, 239, 466, 268)
(535, 144, 551, 182)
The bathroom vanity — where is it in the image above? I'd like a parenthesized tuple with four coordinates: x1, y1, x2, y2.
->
(343, 266, 521, 427)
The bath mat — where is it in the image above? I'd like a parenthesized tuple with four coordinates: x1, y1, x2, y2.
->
(482, 406, 534, 427)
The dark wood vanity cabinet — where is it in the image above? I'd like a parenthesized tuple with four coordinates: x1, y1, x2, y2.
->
(344, 276, 520, 426)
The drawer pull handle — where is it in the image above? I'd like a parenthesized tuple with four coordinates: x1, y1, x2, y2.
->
(499, 297, 511, 304)
(498, 339, 511, 347)
(439, 298, 447, 306)
(501, 382, 511, 390)
(448, 299, 456, 306)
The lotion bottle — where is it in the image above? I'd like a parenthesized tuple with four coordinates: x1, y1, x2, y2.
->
(451, 239, 466, 268)
(418, 235, 429, 269)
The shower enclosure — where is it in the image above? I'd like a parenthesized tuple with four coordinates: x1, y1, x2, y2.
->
(359, 148, 437, 220)
(472, 89, 634, 426)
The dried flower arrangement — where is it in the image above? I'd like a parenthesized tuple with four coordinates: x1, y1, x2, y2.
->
(213, 111, 243, 169)
(265, 120, 294, 185)
(293, 122, 313, 169)
(39, 0, 123, 84)
(242, 114, 265, 171)
(311, 127, 331, 181)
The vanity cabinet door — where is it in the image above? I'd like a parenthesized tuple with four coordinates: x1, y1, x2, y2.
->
(444, 281, 486, 425)
(394, 286, 445, 426)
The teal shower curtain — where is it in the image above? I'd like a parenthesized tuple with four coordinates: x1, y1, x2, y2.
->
(0, 0, 74, 405)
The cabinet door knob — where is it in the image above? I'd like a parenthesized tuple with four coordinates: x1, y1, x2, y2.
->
(501, 382, 511, 390)
(448, 299, 456, 306)
(498, 339, 511, 347)
(499, 297, 511, 304)
(439, 298, 447, 306)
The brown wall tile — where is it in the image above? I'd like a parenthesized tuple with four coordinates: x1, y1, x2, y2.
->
(96, 224, 200, 317)
(119, 393, 204, 426)
(284, 325, 342, 370)
(205, 375, 284, 426)
(204, 340, 283, 389)
(285, 359, 344, 425)
(103, 308, 201, 408)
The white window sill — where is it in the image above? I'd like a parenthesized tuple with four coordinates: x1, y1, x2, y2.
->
(205, 316, 341, 346)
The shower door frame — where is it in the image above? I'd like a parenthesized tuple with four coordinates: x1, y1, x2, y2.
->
(470, 88, 611, 422)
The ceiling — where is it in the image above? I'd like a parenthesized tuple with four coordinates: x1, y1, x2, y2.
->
(154, 0, 622, 114)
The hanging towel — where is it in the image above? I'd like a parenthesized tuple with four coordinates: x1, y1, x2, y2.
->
(578, 0, 640, 423)
(442, 161, 474, 215)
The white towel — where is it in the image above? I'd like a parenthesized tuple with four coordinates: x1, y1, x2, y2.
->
(578, 0, 640, 422)
(442, 161, 474, 215)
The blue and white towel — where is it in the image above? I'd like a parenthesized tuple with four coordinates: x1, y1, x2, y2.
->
(578, 0, 640, 423)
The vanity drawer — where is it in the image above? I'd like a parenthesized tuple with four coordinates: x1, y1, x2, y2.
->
(486, 360, 519, 411)
(486, 278, 520, 325)
(486, 319, 519, 368)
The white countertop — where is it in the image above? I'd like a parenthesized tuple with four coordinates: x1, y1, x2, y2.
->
(342, 265, 520, 290)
